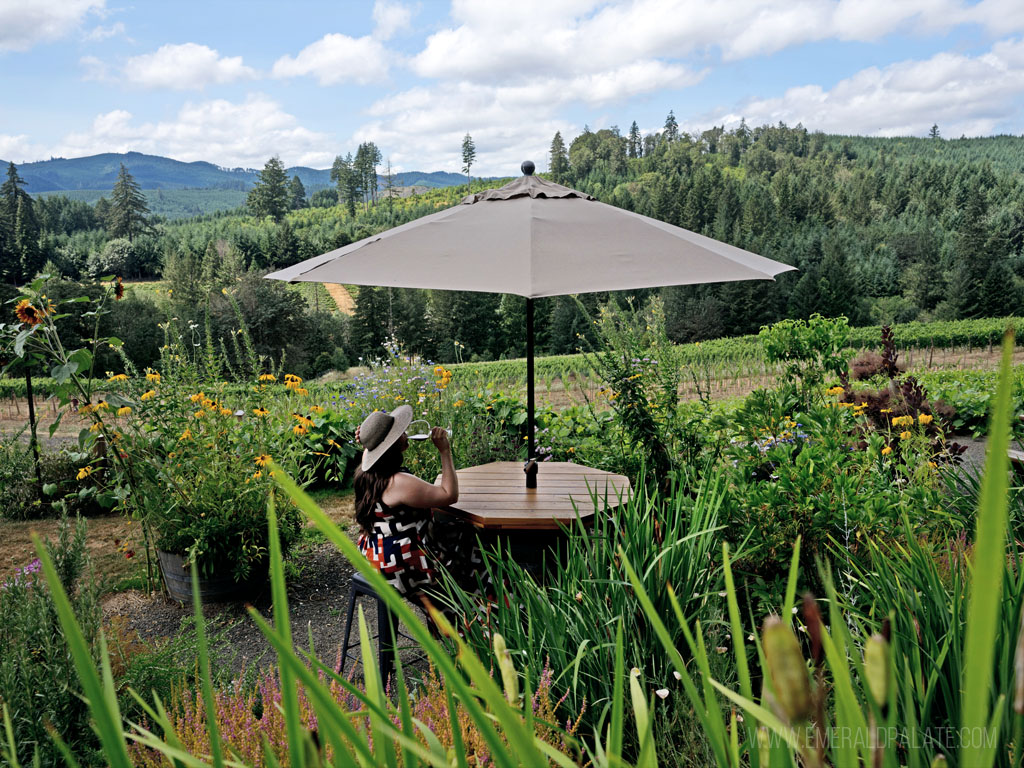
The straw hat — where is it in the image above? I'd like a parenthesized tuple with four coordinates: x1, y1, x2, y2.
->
(359, 404, 413, 470)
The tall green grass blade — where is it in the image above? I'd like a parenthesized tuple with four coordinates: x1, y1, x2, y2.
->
(267, 496, 304, 768)
(444, 684, 469, 768)
(961, 331, 1015, 763)
(393, 659, 420, 768)
(32, 535, 133, 768)
(268, 462, 548, 768)
(189, 558, 224, 768)
(782, 537, 801, 625)
(608, 620, 625, 763)
(359, 609, 399, 768)
(723, 544, 753, 701)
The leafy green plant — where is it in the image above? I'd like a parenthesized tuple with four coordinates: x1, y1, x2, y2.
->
(758, 313, 852, 399)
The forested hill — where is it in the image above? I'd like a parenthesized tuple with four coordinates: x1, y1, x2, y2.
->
(4, 122, 1024, 373)
(1, 151, 468, 193)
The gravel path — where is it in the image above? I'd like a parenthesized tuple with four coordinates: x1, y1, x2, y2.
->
(102, 541, 434, 679)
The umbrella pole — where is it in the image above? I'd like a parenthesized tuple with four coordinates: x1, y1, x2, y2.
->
(525, 297, 538, 488)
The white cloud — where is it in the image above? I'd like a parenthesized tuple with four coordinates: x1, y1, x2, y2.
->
(272, 33, 391, 85)
(83, 21, 126, 42)
(356, 61, 701, 175)
(122, 43, 257, 90)
(79, 55, 108, 81)
(411, 0, 1020, 82)
(0, 0, 105, 52)
(48, 95, 332, 168)
(699, 39, 1024, 137)
(0, 133, 50, 163)
(373, 0, 414, 40)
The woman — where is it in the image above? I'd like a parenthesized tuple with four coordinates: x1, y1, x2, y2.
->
(353, 404, 488, 607)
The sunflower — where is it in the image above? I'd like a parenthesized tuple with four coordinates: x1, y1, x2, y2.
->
(14, 299, 43, 326)
(114, 277, 124, 300)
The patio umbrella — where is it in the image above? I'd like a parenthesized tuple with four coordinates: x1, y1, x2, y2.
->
(266, 162, 795, 484)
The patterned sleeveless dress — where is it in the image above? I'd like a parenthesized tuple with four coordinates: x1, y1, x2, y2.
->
(357, 481, 489, 600)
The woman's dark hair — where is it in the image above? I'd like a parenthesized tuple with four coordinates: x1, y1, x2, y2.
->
(354, 441, 405, 533)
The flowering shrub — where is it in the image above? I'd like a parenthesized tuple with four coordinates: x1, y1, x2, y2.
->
(720, 384, 954, 587)
(1, 279, 309, 582)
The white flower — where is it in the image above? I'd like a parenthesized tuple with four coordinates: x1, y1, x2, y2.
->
(672, 670, 682, 681)
(655, 688, 669, 699)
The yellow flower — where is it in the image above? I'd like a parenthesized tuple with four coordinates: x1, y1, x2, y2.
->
(194, 410, 206, 419)
(259, 374, 277, 382)
(89, 422, 102, 432)
(252, 470, 263, 479)
(310, 405, 325, 414)
(881, 445, 893, 456)
(78, 404, 98, 415)
(928, 461, 938, 469)
(145, 370, 161, 383)
(108, 373, 128, 382)
(141, 390, 156, 401)
(14, 299, 45, 326)
(918, 414, 933, 425)
(179, 428, 192, 441)
(219, 408, 233, 416)
(880, 408, 892, 414)
(891, 415, 914, 427)
(255, 454, 271, 467)
(253, 407, 269, 417)
(827, 386, 845, 395)
(295, 387, 308, 396)
(454, 399, 465, 407)
(284, 373, 303, 383)
(117, 406, 132, 417)
(189, 392, 205, 403)
(97, 401, 111, 411)
(293, 424, 308, 436)
(899, 430, 913, 440)
(76, 466, 94, 481)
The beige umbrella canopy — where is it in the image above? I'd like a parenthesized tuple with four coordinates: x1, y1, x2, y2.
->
(267, 162, 795, 480)
(268, 168, 792, 297)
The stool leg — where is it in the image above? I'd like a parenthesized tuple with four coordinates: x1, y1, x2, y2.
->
(377, 596, 395, 685)
(337, 584, 358, 675)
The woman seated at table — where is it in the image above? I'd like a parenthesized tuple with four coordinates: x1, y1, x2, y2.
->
(353, 404, 491, 621)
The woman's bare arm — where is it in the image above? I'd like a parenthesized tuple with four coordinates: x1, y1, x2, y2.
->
(383, 427, 458, 509)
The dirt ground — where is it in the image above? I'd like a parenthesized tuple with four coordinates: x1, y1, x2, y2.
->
(0, 491, 356, 590)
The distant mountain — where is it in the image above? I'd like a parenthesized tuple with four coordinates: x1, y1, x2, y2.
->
(0, 151, 472, 194)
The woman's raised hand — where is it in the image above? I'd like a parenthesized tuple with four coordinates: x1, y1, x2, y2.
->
(354, 425, 362, 445)
(430, 426, 451, 453)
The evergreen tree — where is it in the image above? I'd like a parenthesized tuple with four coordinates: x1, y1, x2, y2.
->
(108, 164, 152, 242)
(980, 259, 1020, 317)
(461, 133, 476, 190)
(14, 196, 43, 280)
(929, 124, 941, 140)
(663, 110, 679, 142)
(331, 153, 360, 216)
(0, 162, 39, 282)
(628, 121, 641, 159)
(352, 285, 389, 356)
(288, 175, 307, 210)
(549, 132, 569, 184)
(247, 157, 290, 222)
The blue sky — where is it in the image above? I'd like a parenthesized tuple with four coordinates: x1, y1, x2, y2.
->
(2, 0, 1023, 175)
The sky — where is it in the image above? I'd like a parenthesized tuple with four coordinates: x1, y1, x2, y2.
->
(2, 0, 1024, 176)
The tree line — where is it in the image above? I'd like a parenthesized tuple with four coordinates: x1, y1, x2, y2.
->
(3, 122, 1024, 372)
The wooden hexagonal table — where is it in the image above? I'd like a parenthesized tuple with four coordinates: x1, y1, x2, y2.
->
(437, 461, 632, 531)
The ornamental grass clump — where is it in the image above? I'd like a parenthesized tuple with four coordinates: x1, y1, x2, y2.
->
(0, 516, 102, 768)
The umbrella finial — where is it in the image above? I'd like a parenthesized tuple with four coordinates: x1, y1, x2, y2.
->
(521, 160, 535, 176)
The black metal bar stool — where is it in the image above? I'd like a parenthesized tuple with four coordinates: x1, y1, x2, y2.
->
(337, 571, 436, 683)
